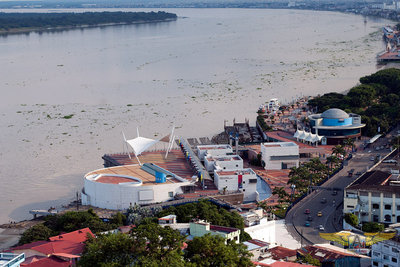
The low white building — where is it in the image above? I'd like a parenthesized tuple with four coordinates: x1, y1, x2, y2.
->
(197, 144, 233, 161)
(371, 239, 400, 267)
(214, 168, 258, 202)
(343, 170, 400, 224)
(204, 155, 243, 173)
(190, 220, 240, 243)
(81, 164, 193, 210)
(260, 142, 299, 170)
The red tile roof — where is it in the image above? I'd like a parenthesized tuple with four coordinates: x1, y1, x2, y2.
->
(12, 240, 49, 251)
(49, 228, 94, 243)
(31, 240, 85, 256)
(21, 255, 46, 266)
(298, 245, 360, 262)
(268, 246, 297, 260)
(22, 255, 71, 267)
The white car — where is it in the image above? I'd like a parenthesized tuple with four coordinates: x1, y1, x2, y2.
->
(318, 225, 325, 231)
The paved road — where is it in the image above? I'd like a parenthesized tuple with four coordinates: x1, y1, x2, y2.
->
(285, 130, 398, 245)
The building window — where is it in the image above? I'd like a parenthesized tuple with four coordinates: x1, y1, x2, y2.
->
(243, 189, 245, 192)
(347, 205, 354, 209)
(360, 191, 368, 196)
(384, 215, 391, 222)
(373, 252, 380, 257)
(392, 247, 399, 253)
(249, 179, 257, 183)
(397, 205, 400, 211)
(168, 192, 173, 198)
(236, 165, 238, 167)
(372, 262, 378, 267)
(383, 254, 389, 260)
(372, 192, 380, 197)
(372, 203, 379, 209)
(385, 204, 391, 210)
(373, 215, 379, 222)
(392, 257, 398, 263)
(397, 216, 400, 223)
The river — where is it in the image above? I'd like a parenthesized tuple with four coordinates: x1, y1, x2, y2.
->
(0, 8, 390, 224)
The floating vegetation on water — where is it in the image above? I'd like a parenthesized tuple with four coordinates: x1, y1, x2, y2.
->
(62, 114, 74, 119)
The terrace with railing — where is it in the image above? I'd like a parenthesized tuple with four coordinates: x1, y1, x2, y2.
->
(0, 253, 25, 267)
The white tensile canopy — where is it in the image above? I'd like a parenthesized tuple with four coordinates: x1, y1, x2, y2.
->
(298, 130, 307, 141)
(305, 133, 313, 142)
(126, 137, 160, 156)
(293, 129, 302, 139)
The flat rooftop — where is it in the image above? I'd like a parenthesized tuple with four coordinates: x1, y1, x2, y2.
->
(86, 165, 181, 185)
(102, 150, 196, 180)
(215, 169, 255, 176)
(197, 145, 232, 150)
(95, 176, 138, 184)
(206, 155, 241, 162)
(262, 142, 297, 147)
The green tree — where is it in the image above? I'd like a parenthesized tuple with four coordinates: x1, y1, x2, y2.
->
(44, 210, 117, 234)
(79, 233, 136, 267)
(185, 234, 254, 267)
(344, 213, 359, 228)
(130, 222, 186, 265)
(362, 222, 384, 233)
(299, 253, 321, 266)
(326, 155, 340, 173)
(332, 145, 346, 159)
(272, 186, 289, 204)
(18, 223, 55, 245)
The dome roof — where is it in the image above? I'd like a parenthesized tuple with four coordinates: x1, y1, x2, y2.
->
(321, 108, 349, 119)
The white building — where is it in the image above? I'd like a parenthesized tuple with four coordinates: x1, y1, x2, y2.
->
(214, 168, 258, 202)
(81, 164, 193, 210)
(189, 220, 240, 244)
(371, 239, 400, 267)
(197, 144, 233, 161)
(260, 142, 299, 170)
(343, 170, 400, 224)
(204, 155, 243, 173)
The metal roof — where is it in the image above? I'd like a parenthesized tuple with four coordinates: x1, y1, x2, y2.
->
(321, 108, 349, 119)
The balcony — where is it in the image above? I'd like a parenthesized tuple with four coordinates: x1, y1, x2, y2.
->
(0, 253, 25, 267)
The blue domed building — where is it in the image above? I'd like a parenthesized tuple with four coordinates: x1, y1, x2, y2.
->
(308, 108, 365, 145)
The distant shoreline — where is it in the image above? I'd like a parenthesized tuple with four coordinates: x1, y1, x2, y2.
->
(0, 18, 177, 35)
(0, 11, 177, 35)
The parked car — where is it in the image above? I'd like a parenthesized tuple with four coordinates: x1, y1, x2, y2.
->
(370, 156, 375, 161)
(304, 209, 310, 214)
(318, 225, 325, 231)
(305, 221, 311, 227)
(307, 215, 313, 221)
(332, 190, 338, 196)
(321, 198, 327, 204)
(317, 211, 323, 217)
(356, 171, 362, 176)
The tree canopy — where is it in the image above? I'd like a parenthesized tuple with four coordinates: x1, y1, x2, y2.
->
(0, 11, 177, 32)
(19, 209, 121, 245)
(157, 200, 251, 242)
(308, 68, 400, 136)
(184, 234, 254, 267)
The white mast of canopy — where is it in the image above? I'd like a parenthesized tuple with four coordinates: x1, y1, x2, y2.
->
(165, 126, 175, 159)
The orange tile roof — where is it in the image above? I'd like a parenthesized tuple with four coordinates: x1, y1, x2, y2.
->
(49, 228, 94, 243)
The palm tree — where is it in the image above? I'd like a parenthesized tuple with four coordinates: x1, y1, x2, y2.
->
(343, 138, 355, 153)
(272, 187, 289, 203)
(326, 155, 340, 173)
(332, 145, 346, 159)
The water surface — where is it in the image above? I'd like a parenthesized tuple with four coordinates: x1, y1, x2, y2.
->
(0, 8, 389, 223)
